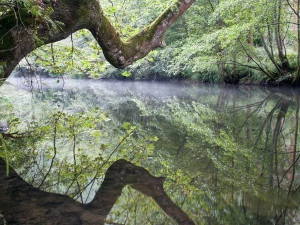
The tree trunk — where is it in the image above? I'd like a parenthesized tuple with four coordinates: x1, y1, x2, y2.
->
(248, 28, 253, 62)
(293, 0, 299, 51)
(289, 117, 296, 181)
(274, 0, 290, 72)
(295, 0, 300, 82)
(272, 101, 290, 188)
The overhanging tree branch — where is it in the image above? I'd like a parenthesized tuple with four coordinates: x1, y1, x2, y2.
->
(0, 0, 195, 79)
(90, 0, 196, 69)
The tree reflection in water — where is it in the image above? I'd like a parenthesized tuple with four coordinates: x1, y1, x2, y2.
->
(1, 80, 300, 224)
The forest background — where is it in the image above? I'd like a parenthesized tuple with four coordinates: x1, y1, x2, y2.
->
(10, 0, 300, 85)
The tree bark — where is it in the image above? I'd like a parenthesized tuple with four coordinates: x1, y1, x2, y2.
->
(274, 0, 290, 72)
(0, 0, 195, 80)
(296, 0, 300, 82)
(293, 0, 299, 51)
(0, 158, 195, 225)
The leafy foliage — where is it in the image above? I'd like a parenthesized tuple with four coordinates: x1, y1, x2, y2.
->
(1, 81, 300, 224)
(12, 0, 300, 84)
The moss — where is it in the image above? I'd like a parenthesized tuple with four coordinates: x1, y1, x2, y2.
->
(59, 0, 91, 21)
(101, 0, 185, 64)
(146, 0, 183, 40)
(120, 2, 183, 58)
(0, 61, 7, 79)
(77, 4, 91, 20)
(171, 1, 182, 13)
(0, 7, 37, 57)
(1, 8, 34, 28)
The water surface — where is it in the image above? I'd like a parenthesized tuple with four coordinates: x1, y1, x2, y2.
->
(1, 78, 300, 225)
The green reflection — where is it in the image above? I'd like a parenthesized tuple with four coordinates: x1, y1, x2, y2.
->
(1, 79, 300, 224)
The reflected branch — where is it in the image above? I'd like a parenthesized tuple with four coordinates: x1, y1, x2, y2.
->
(0, 158, 195, 225)
(38, 117, 59, 188)
(89, 159, 195, 225)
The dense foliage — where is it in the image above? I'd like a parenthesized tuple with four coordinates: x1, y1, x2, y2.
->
(11, 0, 300, 85)
(3, 1, 300, 224)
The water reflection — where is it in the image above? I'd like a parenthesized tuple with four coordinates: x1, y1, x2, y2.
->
(1, 78, 300, 224)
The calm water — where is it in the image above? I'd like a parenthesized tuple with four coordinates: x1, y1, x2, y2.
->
(1, 77, 300, 224)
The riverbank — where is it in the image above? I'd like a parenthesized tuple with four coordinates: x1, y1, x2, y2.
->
(12, 65, 300, 88)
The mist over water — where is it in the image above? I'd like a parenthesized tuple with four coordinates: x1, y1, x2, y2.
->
(5, 77, 273, 104)
(7, 77, 218, 97)
(2, 77, 300, 224)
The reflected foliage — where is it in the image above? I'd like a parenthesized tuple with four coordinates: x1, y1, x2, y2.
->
(1, 80, 300, 224)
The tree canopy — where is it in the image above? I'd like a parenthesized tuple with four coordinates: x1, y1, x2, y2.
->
(0, 0, 195, 80)
(5, 0, 300, 85)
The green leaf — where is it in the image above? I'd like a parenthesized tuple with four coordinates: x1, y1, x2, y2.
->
(121, 71, 132, 77)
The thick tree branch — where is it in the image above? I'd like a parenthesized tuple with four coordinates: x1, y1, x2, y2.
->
(0, 0, 195, 79)
(89, 0, 195, 69)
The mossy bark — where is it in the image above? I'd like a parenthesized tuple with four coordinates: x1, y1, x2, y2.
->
(0, 0, 195, 80)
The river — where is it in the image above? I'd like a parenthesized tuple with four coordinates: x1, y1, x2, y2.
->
(1, 77, 300, 224)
